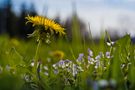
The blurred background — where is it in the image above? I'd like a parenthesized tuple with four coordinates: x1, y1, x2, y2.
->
(0, 0, 135, 42)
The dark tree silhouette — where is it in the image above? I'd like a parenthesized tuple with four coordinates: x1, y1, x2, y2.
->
(5, 0, 18, 37)
(18, 3, 37, 39)
(0, 0, 17, 36)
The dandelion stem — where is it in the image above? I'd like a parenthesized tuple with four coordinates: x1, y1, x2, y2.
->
(34, 40, 41, 72)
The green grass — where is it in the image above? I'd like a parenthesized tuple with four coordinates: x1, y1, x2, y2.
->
(0, 33, 135, 90)
(0, 15, 135, 90)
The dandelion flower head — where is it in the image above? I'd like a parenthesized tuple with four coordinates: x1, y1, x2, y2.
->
(25, 15, 65, 36)
(50, 50, 65, 59)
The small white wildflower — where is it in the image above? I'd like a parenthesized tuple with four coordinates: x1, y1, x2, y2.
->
(92, 58, 95, 62)
(98, 80, 109, 87)
(90, 62, 94, 65)
(0, 66, 3, 74)
(107, 41, 115, 46)
(64, 59, 72, 67)
(44, 72, 49, 76)
(121, 64, 125, 69)
(5, 65, 10, 71)
(88, 56, 95, 64)
(95, 65, 98, 69)
(31, 62, 34, 67)
(66, 67, 72, 72)
(24, 74, 31, 82)
(95, 61, 100, 69)
(77, 66, 84, 72)
(53, 64, 58, 69)
(72, 64, 78, 77)
(43, 66, 48, 70)
(104, 67, 107, 70)
(54, 69, 59, 74)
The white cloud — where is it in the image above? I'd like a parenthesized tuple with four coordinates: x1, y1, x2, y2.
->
(12, 0, 135, 36)
(34, 0, 135, 36)
(77, 6, 135, 36)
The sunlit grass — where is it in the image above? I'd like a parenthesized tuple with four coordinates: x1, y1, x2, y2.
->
(0, 15, 135, 90)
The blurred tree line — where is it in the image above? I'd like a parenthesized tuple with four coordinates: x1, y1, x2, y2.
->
(0, 0, 37, 39)
(0, 0, 88, 42)
(1, 0, 130, 43)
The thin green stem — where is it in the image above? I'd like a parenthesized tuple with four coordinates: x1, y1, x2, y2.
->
(106, 30, 112, 43)
(34, 40, 41, 72)
(88, 22, 94, 46)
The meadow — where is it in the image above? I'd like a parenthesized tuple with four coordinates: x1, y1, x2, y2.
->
(0, 15, 135, 90)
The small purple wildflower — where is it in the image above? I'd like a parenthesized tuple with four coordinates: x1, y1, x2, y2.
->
(77, 53, 84, 63)
(88, 56, 94, 64)
(88, 48, 93, 57)
(78, 53, 84, 60)
(54, 69, 59, 74)
(59, 60, 65, 65)
(58, 60, 65, 68)
(106, 52, 111, 58)
(88, 56, 91, 61)
(93, 81, 99, 90)
(64, 59, 71, 63)
(64, 59, 72, 66)
(95, 55, 101, 60)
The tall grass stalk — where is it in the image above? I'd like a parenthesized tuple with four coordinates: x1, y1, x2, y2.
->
(34, 40, 41, 74)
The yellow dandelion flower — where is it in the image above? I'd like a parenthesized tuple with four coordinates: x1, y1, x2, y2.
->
(50, 50, 65, 59)
(25, 15, 65, 36)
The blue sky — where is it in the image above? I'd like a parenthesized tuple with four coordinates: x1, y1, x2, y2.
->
(1, 0, 135, 36)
